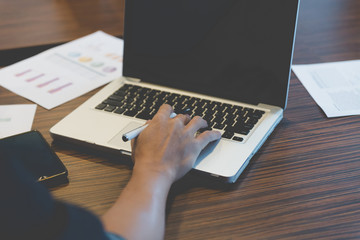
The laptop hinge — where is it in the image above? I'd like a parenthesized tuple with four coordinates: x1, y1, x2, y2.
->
(124, 76, 141, 83)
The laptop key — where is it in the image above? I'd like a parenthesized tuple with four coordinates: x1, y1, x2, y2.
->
(224, 117, 235, 127)
(136, 108, 152, 120)
(225, 125, 235, 132)
(114, 107, 126, 114)
(109, 94, 125, 102)
(213, 122, 225, 130)
(232, 136, 244, 142)
(95, 103, 106, 110)
(243, 123, 254, 129)
(114, 90, 126, 97)
(104, 105, 116, 112)
(246, 118, 258, 125)
(237, 128, 250, 135)
(222, 131, 234, 139)
(253, 110, 265, 119)
(136, 113, 149, 120)
(103, 99, 124, 107)
(123, 108, 138, 117)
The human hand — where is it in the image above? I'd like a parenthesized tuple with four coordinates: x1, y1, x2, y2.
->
(131, 104, 221, 184)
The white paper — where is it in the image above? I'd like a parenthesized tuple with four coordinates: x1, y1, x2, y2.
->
(0, 31, 123, 109)
(0, 104, 37, 138)
(292, 60, 360, 117)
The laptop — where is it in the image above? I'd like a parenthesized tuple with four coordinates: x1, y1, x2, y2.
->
(50, 0, 300, 183)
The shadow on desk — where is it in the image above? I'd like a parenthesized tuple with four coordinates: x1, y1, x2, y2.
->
(51, 139, 133, 167)
(51, 139, 248, 192)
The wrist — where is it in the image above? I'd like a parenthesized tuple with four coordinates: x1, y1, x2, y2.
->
(132, 164, 174, 192)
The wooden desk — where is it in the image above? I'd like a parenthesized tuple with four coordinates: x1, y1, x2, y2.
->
(0, 0, 124, 65)
(1, 0, 360, 238)
(0, 0, 124, 50)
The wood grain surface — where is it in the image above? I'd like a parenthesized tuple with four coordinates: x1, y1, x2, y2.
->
(1, 0, 360, 239)
(0, 0, 125, 51)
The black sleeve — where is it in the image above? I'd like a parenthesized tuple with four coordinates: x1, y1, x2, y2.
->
(0, 152, 109, 240)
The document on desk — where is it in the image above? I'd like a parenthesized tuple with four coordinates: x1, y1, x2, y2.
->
(0, 31, 123, 109)
(0, 104, 36, 138)
(292, 60, 360, 118)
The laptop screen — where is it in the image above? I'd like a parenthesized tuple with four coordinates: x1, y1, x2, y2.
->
(123, 0, 299, 109)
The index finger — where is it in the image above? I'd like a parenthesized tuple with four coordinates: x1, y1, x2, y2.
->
(153, 104, 174, 121)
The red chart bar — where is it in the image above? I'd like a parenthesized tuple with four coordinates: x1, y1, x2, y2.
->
(48, 82, 73, 94)
(37, 77, 59, 88)
(26, 73, 45, 82)
(15, 69, 32, 77)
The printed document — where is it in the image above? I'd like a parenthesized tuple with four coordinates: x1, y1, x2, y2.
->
(292, 60, 360, 117)
(0, 104, 37, 138)
(0, 31, 123, 109)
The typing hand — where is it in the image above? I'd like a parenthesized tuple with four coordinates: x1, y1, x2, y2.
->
(131, 104, 221, 183)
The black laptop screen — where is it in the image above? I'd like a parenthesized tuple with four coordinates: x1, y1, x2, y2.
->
(123, 0, 299, 109)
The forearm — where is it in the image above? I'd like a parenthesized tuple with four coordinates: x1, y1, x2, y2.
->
(102, 169, 172, 240)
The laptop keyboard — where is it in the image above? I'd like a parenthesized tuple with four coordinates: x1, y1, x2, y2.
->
(95, 84, 265, 142)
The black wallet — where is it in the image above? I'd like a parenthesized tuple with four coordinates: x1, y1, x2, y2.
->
(0, 130, 68, 187)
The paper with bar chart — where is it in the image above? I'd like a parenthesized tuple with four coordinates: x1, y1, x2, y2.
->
(0, 31, 123, 109)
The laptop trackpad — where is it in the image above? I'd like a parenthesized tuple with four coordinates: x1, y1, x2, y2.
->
(108, 122, 143, 148)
